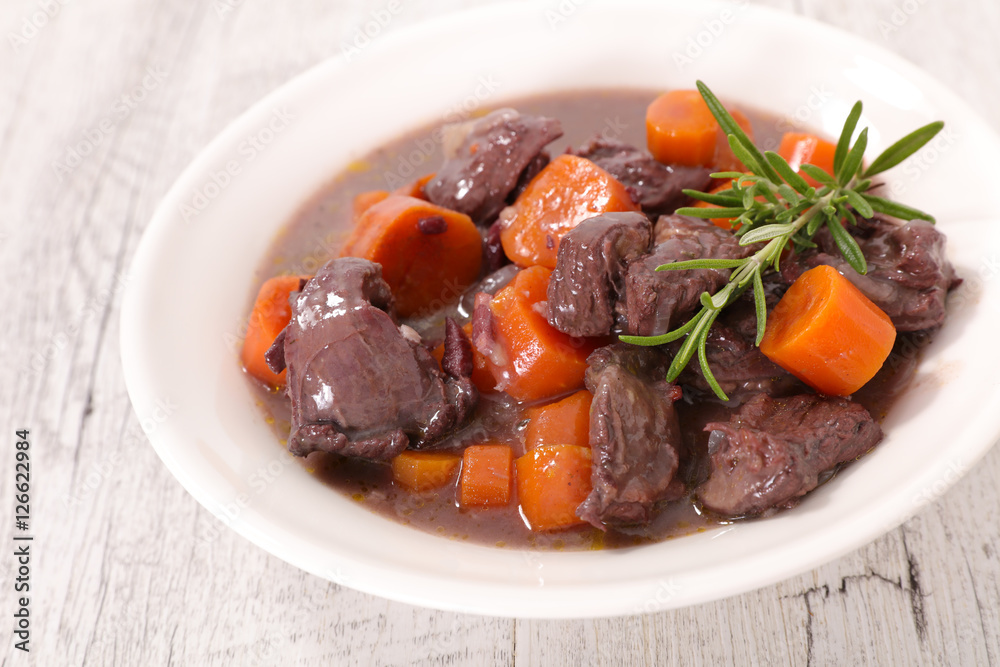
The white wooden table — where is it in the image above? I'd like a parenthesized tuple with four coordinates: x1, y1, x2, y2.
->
(3, 0, 999, 664)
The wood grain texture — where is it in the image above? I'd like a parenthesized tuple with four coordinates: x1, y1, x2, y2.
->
(1, 0, 997, 665)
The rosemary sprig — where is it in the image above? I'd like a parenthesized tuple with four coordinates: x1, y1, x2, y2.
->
(620, 81, 944, 400)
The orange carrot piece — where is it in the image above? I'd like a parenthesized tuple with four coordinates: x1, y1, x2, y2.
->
(759, 265, 896, 396)
(515, 444, 593, 531)
(486, 266, 600, 402)
(351, 190, 390, 225)
(340, 195, 482, 317)
(391, 451, 461, 492)
(646, 90, 719, 167)
(524, 390, 593, 450)
(499, 154, 639, 269)
(458, 444, 514, 507)
(646, 90, 755, 170)
(778, 132, 837, 188)
(430, 322, 497, 394)
(392, 173, 435, 199)
(240, 274, 311, 387)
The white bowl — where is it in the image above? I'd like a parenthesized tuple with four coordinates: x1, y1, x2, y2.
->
(120, 0, 1000, 617)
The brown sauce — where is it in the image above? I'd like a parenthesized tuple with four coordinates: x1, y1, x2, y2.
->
(245, 89, 926, 551)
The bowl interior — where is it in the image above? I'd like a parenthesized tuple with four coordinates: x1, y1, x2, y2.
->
(121, 0, 1000, 617)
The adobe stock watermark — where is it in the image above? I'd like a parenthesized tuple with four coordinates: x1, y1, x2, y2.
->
(633, 578, 684, 615)
(7, 0, 72, 53)
(381, 75, 502, 191)
(882, 126, 960, 199)
(544, 0, 589, 30)
(25, 270, 131, 377)
(339, 0, 404, 62)
(672, 0, 750, 71)
(877, 0, 931, 39)
(193, 449, 299, 546)
(62, 396, 178, 508)
(212, 0, 244, 20)
(179, 107, 295, 222)
(51, 64, 169, 182)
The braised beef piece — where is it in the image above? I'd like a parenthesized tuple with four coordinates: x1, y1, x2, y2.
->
(781, 215, 959, 331)
(547, 212, 653, 337)
(569, 137, 714, 217)
(696, 393, 882, 516)
(441, 317, 473, 378)
(507, 151, 549, 204)
(424, 109, 562, 225)
(621, 214, 752, 336)
(279, 258, 477, 460)
(675, 276, 803, 401)
(577, 344, 686, 529)
(482, 219, 509, 274)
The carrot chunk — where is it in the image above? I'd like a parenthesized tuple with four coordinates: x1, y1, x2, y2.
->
(458, 444, 514, 507)
(646, 90, 755, 170)
(391, 451, 461, 492)
(430, 322, 496, 393)
(515, 445, 593, 531)
(351, 190, 390, 224)
(240, 275, 310, 387)
(778, 132, 837, 188)
(759, 265, 896, 396)
(340, 195, 483, 317)
(524, 390, 593, 450)
(392, 173, 435, 199)
(486, 266, 600, 402)
(647, 90, 718, 167)
(499, 154, 639, 269)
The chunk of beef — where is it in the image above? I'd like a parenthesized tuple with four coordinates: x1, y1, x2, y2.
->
(424, 109, 562, 225)
(696, 393, 882, 516)
(507, 151, 549, 204)
(577, 344, 685, 529)
(782, 215, 958, 331)
(547, 212, 653, 337)
(569, 137, 714, 216)
(280, 258, 476, 460)
(675, 277, 803, 401)
(621, 214, 751, 336)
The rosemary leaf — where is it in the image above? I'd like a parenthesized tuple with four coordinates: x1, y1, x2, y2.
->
(833, 101, 863, 177)
(839, 127, 869, 186)
(826, 217, 868, 274)
(843, 189, 873, 218)
(655, 258, 746, 271)
(861, 194, 936, 223)
(696, 80, 783, 183)
(674, 206, 747, 219)
(765, 151, 812, 194)
(752, 269, 767, 346)
(864, 121, 945, 178)
(799, 164, 838, 186)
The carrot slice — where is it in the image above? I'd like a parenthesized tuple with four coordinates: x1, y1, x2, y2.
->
(499, 154, 639, 269)
(458, 444, 513, 507)
(240, 274, 310, 387)
(778, 133, 837, 188)
(351, 190, 390, 225)
(524, 390, 593, 450)
(759, 265, 896, 395)
(647, 90, 719, 167)
(392, 173, 435, 199)
(430, 322, 497, 393)
(515, 444, 593, 531)
(340, 195, 483, 317)
(391, 451, 461, 492)
(646, 90, 755, 170)
(486, 266, 600, 402)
